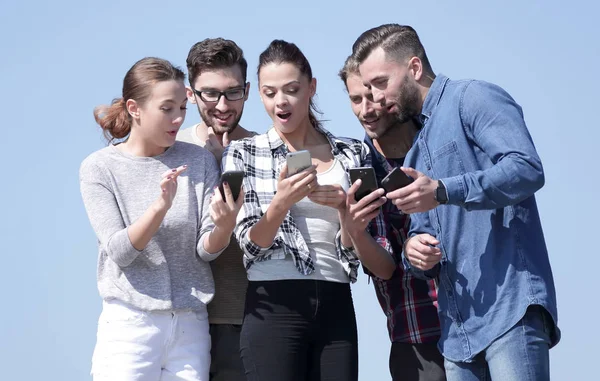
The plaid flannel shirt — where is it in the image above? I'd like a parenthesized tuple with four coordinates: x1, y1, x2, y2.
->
(364, 134, 441, 344)
(222, 125, 368, 282)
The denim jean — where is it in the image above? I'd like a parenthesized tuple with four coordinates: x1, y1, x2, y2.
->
(444, 305, 553, 381)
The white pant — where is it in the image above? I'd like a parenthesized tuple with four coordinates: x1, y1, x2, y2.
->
(91, 300, 210, 381)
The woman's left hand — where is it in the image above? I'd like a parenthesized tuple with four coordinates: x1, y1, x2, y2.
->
(210, 182, 245, 233)
(308, 184, 347, 211)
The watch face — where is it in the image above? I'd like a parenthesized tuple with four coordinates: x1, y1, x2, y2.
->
(436, 185, 447, 203)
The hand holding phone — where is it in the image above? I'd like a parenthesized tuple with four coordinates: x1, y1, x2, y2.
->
(286, 150, 312, 177)
(348, 167, 378, 201)
(381, 167, 414, 193)
(219, 170, 244, 202)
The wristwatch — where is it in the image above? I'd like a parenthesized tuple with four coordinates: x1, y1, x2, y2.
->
(434, 180, 448, 205)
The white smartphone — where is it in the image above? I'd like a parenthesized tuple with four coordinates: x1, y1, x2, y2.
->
(286, 150, 312, 176)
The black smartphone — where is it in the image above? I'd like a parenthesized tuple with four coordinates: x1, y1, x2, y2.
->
(219, 170, 244, 201)
(348, 167, 378, 201)
(381, 167, 414, 193)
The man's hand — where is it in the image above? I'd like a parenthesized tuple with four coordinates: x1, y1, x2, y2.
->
(343, 179, 387, 237)
(404, 234, 442, 271)
(386, 167, 438, 214)
(205, 127, 230, 163)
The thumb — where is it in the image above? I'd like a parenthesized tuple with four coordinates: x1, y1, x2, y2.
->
(400, 166, 423, 180)
(419, 233, 440, 246)
(223, 131, 230, 147)
(279, 163, 288, 181)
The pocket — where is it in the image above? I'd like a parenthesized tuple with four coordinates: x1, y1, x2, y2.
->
(431, 140, 466, 177)
(99, 300, 150, 327)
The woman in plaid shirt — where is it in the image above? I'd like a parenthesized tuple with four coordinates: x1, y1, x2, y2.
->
(222, 40, 386, 381)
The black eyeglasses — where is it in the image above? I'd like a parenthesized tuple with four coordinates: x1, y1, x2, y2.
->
(191, 84, 248, 103)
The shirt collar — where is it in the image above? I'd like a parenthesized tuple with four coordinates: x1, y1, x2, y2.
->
(266, 124, 346, 155)
(420, 74, 449, 124)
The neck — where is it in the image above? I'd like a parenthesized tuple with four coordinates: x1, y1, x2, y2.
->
(417, 72, 436, 114)
(277, 116, 322, 151)
(119, 127, 166, 157)
(373, 119, 419, 159)
(196, 122, 253, 143)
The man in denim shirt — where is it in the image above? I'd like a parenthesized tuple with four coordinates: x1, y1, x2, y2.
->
(352, 24, 560, 380)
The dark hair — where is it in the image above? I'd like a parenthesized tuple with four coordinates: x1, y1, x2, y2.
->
(352, 24, 433, 73)
(257, 39, 322, 128)
(186, 38, 248, 86)
(338, 54, 360, 89)
(93, 57, 185, 142)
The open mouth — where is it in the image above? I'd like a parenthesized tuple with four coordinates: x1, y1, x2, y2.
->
(167, 130, 178, 136)
(276, 112, 292, 122)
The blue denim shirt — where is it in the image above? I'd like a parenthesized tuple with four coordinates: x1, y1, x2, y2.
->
(403, 74, 560, 362)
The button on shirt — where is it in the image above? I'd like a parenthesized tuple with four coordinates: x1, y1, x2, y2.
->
(403, 75, 560, 362)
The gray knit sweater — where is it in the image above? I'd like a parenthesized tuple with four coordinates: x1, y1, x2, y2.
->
(79, 141, 221, 312)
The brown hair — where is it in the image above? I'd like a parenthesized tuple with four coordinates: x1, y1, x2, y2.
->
(93, 57, 185, 142)
(351, 24, 433, 74)
(257, 40, 322, 129)
(338, 54, 360, 89)
(186, 38, 248, 86)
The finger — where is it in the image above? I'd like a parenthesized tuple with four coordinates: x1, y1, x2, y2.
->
(212, 185, 224, 203)
(171, 165, 188, 179)
(418, 234, 440, 246)
(223, 131, 230, 147)
(347, 179, 361, 203)
(353, 197, 386, 219)
(400, 166, 423, 180)
(207, 127, 223, 148)
(296, 172, 317, 189)
(279, 163, 288, 181)
(161, 165, 188, 179)
(235, 186, 245, 208)
(410, 239, 441, 256)
(356, 188, 386, 208)
(222, 181, 235, 205)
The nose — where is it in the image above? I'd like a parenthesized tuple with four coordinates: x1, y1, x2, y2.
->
(214, 94, 230, 112)
(275, 92, 288, 108)
(371, 88, 385, 104)
(173, 110, 185, 126)
(361, 99, 374, 116)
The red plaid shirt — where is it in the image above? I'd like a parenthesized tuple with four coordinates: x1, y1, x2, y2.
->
(364, 135, 441, 344)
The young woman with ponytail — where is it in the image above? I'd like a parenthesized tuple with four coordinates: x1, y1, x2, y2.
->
(222, 40, 373, 381)
(80, 57, 243, 381)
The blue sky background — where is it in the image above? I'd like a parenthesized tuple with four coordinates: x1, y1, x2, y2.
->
(1, 0, 597, 379)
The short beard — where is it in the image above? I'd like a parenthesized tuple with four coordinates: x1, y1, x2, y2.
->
(198, 106, 242, 135)
(391, 74, 421, 124)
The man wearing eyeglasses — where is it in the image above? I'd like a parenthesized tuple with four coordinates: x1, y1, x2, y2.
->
(177, 38, 257, 381)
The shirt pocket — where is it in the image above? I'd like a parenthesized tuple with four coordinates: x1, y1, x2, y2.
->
(431, 140, 466, 177)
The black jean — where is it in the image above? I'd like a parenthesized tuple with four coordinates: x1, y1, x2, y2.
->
(209, 324, 245, 381)
(389, 342, 446, 381)
(240, 280, 358, 381)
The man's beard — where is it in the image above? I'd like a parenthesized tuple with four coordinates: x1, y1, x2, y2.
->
(199, 108, 242, 135)
(391, 75, 421, 124)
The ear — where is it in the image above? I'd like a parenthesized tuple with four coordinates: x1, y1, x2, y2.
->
(244, 82, 250, 101)
(409, 57, 424, 82)
(186, 86, 197, 104)
(309, 77, 317, 97)
(126, 99, 140, 120)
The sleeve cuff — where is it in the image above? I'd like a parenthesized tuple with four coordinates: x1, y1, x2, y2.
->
(106, 228, 143, 267)
(196, 232, 228, 262)
(441, 175, 465, 205)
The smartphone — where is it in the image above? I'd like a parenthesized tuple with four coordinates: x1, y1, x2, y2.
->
(381, 167, 414, 193)
(286, 150, 312, 176)
(348, 167, 378, 201)
(219, 170, 244, 201)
